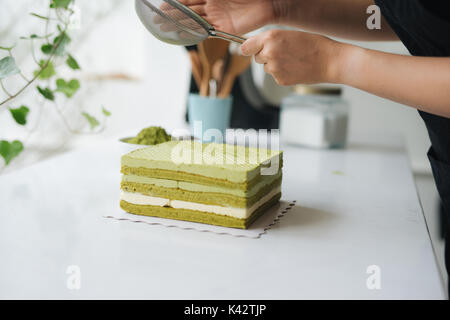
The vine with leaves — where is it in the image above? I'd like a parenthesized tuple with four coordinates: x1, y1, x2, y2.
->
(0, 0, 111, 166)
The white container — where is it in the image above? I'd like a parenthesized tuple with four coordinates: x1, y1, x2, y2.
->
(280, 85, 349, 149)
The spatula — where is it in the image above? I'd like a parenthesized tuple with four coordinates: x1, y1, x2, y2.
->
(188, 50, 202, 89)
(211, 59, 225, 94)
(218, 52, 251, 98)
(185, 46, 202, 89)
(198, 38, 230, 96)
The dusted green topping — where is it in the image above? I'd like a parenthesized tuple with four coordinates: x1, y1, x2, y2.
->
(122, 141, 283, 183)
(127, 126, 171, 145)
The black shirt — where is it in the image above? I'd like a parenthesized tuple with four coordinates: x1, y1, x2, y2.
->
(374, 1, 450, 230)
(420, 1, 450, 21)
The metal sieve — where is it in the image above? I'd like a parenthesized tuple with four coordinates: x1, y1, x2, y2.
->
(135, 0, 246, 46)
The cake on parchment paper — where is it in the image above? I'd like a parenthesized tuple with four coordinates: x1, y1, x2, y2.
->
(120, 141, 282, 229)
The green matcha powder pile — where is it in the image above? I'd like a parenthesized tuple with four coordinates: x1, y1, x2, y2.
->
(128, 126, 172, 145)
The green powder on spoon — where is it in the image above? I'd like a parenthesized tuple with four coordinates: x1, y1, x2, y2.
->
(127, 126, 172, 145)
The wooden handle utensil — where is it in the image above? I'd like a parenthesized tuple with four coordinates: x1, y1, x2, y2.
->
(198, 39, 230, 96)
(219, 53, 251, 98)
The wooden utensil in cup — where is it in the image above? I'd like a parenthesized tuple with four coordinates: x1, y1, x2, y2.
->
(188, 51, 202, 88)
(219, 53, 252, 98)
(212, 59, 225, 94)
(198, 38, 230, 96)
(185, 46, 202, 89)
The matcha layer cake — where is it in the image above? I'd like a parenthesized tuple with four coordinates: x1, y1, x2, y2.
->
(120, 141, 283, 229)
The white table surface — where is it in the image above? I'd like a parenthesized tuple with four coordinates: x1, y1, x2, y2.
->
(0, 135, 445, 299)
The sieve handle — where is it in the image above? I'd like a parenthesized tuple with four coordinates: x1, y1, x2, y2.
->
(212, 30, 246, 44)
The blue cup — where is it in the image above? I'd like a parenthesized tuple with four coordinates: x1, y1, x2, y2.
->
(188, 94, 233, 143)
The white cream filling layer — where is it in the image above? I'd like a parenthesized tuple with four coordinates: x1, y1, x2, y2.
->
(120, 187, 281, 219)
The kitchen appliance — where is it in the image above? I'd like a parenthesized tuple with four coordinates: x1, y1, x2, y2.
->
(280, 85, 349, 149)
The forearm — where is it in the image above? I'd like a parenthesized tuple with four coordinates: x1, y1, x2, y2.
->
(334, 45, 450, 118)
(273, 0, 397, 41)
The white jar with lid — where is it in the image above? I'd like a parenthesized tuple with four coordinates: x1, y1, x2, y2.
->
(280, 85, 349, 149)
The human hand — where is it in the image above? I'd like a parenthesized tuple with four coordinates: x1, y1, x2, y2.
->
(241, 29, 347, 86)
(176, 0, 276, 35)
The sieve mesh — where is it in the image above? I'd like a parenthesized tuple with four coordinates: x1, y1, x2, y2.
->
(136, 0, 209, 46)
(135, 0, 246, 45)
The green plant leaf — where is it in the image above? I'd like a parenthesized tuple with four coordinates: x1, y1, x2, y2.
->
(0, 44, 16, 51)
(102, 107, 111, 117)
(53, 32, 71, 56)
(50, 0, 73, 9)
(55, 78, 80, 98)
(37, 86, 55, 101)
(0, 56, 20, 79)
(34, 60, 56, 79)
(30, 12, 50, 20)
(20, 33, 53, 40)
(0, 140, 24, 165)
(41, 44, 53, 55)
(40, 31, 70, 56)
(82, 112, 100, 130)
(9, 106, 30, 125)
(66, 54, 80, 70)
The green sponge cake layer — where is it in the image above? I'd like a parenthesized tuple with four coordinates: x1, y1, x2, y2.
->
(120, 193, 281, 229)
(121, 176, 282, 208)
(122, 171, 282, 198)
(121, 161, 283, 191)
(122, 141, 283, 184)
(121, 166, 260, 190)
